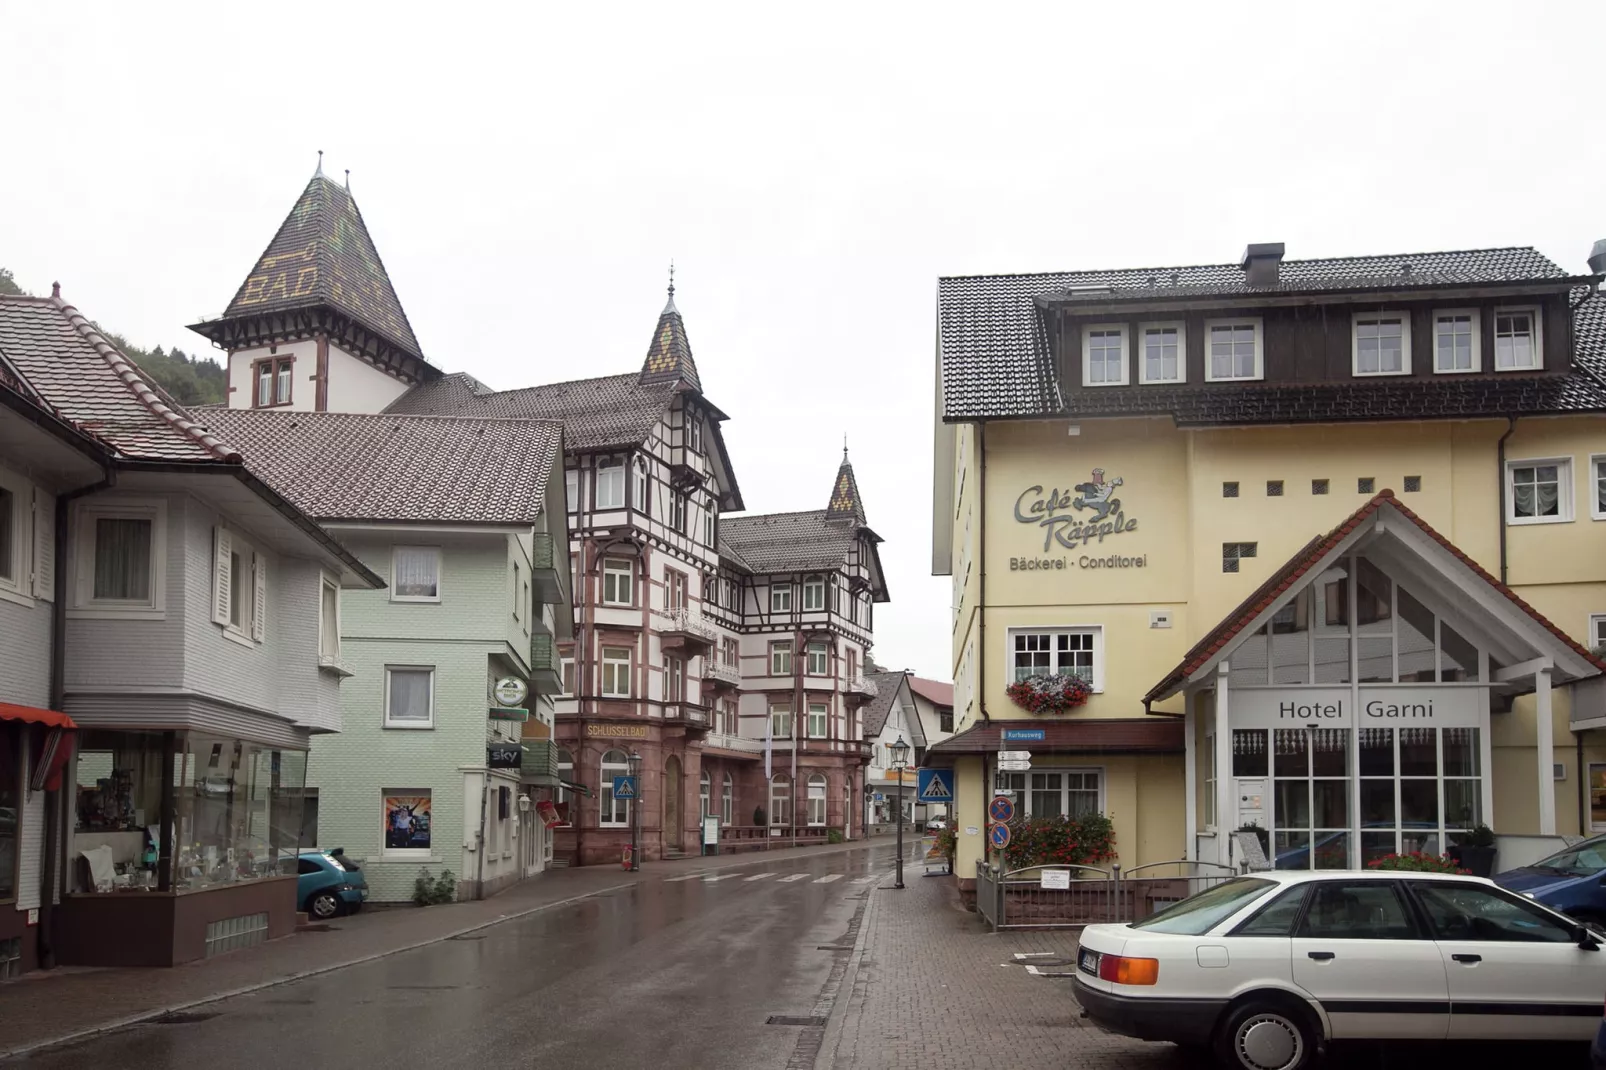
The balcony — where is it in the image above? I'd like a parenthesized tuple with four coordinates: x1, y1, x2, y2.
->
(703, 660, 741, 690)
(530, 532, 563, 605)
(845, 675, 879, 709)
(653, 607, 717, 653)
(520, 740, 561, 786)
(663, 701, 712, 732)
(529, 632, 562, 695)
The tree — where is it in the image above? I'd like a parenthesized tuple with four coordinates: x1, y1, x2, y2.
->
(0, 267, 24, 297)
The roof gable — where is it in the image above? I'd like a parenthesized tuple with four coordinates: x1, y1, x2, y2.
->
(824, 448, 866, 524)
(639, 288, 700, 391)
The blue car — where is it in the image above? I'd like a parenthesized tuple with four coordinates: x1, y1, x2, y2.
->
(296, 849, 367, 920)
(1493, 832, 1606, 930)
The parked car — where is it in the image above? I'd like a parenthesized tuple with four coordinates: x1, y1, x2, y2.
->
(1494, 832, 1606, 930)
(1594, 1001, 1606, 1070)
(925, 817, 947, 834)
(1073, 870, 1604, 1070)
(296, 849, 367, 920)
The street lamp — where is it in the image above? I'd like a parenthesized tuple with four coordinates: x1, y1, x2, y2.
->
(628, 751, 643, 872)
(890, 734, 910, 890)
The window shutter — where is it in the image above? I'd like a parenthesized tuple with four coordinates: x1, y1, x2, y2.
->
(32, 488, 55, 601)
(212, 526, 232, 626)
(252, 553, 267, 641)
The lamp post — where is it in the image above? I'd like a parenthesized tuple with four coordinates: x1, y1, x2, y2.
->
(890, 734, 910, 890)
(629, 751, 642, 872)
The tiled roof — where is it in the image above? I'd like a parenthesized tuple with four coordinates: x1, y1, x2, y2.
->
(0, 293, 239, 462)
(388, 371, 678, 453)
(938, 246, 1606, 421)
(824, 450, 866, 524)
(925, 718, 1183, 763)
(861, 671, 909, 739)
(1144, 489, 1606, 704)
(720, 509, 861, 574)
(195, 408, 562, 525)
(209, 173, 424, 359)
(639, 289, 701, 391)
(908, 677, 953, 708)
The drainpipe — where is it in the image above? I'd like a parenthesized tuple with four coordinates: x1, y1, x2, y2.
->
(41, 469, 114, 969)
(1496, 417, 1517, 586)
(1579, 733, 1588, 837)
(976, 422, 989, 726)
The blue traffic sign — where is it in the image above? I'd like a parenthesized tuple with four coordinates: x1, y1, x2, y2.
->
(612, 775, 637, 800)
(917, 769, 954, 803)
(988, 795, 1015, 823)
(989, 823, 1012, 849)
(1002, 728, 1046, 743)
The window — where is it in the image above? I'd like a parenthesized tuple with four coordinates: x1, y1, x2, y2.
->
(1272, 728, 1351, 869)
(1222, 482, 1239, 498)
(1433, 309, 1480, 373)
(939, 707, 953, 733)
(559, 656, 575, 696)
(565, 469, 579, 513)
(722, 772, 734, 826)
(769, 775, 792, 826)
(699, 770, 711, 819)
(1403, 475, 1422, 493)
(770, 702, 793, 739)
(802, 575, 826, 611)
(382, 791, 432, 856)
(601, 647, 632, 697)
(771, 583, 793, 613)
(596, 461, 625, 509)
(770, 640, 793, 676)
(1297, 882, 1418, 940)
(1493, 307, 1541, 371)
(1128, 878, 1276, 935)
(1410, 881, 1575, 944)
(1357, 477, 1375, 494)
(0, 472, 22, 594)
(1222, 542, 1257, 573)
(384, 667, 434, 728)
(1592, 615, 1606, 652)
(254, 356, 293, 407)
(1010, 628, 1100, 688)
(392, 546, 441, 602)
(602, 558, 634, 605)
(1266, 480, 1283, 497)
(1203, 732, 1217, 829)
(664, 656, 684, 701)
(74, 500, 165, 613)
(1312, 479, 1329, 495)
(1352, 312, 1411, 375)
(722, 698, 738, 735)
(807, 702, 828, 738)
(601, 750, 631, 827)
(632, 457, 649, 512)
(1592, 456, 1606, 520)
(666, 569, 687, 610)
(1231, 884, 1310, 937)
(703, 498, 717, 545)
(555, 749, 575, 823)
(807, 774, 827, 826)
(318, 576, 340, 663)
(1507, 458, 1572, 524)
(669, 490, 687, 533)
(1205, 319, 1263, 381)
(994, 768, 1103, 819)
(1138, 322, 1184, 384)
(1081, 324, 1129, 386)
(806, 641, 828, 675)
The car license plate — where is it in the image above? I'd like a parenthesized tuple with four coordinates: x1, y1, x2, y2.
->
(1077, 949, 1099, 976)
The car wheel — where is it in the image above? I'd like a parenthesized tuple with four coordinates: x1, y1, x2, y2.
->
(306, 891, 342, 920)
(1214, 999, 1318, 1070)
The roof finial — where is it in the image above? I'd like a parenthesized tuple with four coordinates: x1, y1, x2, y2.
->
(51, 281, 61, 299)
(344, 168, 350, 190)
(843, 434, 849, 462)
(668, 259, 676, 298)
(315, 149, 323, 177)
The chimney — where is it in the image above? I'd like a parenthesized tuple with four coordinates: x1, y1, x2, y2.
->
(1241, 243, 1286, 287)
(1589, 239, 1606, 276)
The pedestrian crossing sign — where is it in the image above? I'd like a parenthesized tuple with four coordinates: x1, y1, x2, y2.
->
(612, 775, 637, 800)
(916, 769, 954, 803)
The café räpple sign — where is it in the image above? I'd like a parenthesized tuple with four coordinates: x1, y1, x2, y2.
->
(1012, 466, 1146, 572)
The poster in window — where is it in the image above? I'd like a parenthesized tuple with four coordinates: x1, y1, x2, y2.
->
(384, 794, 431, 849)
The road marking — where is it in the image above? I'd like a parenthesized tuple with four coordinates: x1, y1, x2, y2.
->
(778, 873, 809, 882)
(664, 874, 707, 882)
(743, 873, 776, 882)
(1013, 952, 1055, 959)
(702, 874, 738, 882)
(850, 876, 875, 884)
(813, 874, 843, 884)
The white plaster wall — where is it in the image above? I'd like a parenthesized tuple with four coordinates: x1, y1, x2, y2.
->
(326, 344, 409, 414)
(226, 340, 318, 410)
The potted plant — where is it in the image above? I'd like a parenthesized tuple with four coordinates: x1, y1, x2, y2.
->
(1367, 852, 1470, 874)
(1448, 824, 1498, 877)
(753, 806, 766, 827)
(1004, 674, 1093, 715)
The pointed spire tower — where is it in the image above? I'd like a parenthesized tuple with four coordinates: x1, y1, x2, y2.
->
(639, 264, 702, 392)
(824, 443, 866, 526)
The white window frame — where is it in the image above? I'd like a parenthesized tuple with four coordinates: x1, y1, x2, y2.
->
(699, 770, 711, 819)
(381, 789, 434, 859)
(383, 666, 435, 729)
(1006, 625, 1104, 693)
(70, 497, 167, 618)
(770, 702, 793, 739)
(802, 574, 826, 611)
(1492, 306, 1543, 372)
(770, 640, 793, 676)
(806, 640, 828, 676)
(214, 529, 264, 647)
(0, 467, 31, 604)
(564, 469, 579, 513)
(769, 774, 792, 826)
(600, 749, 631, 827)
(1203, 733, 1217, 831)
(771, 583, 793, 613)
(391, 545, 442, 603)
(317, 574, 341, 665)
(806, 773, 827, 826)
(632, 457, 650, 512)
(703, 498, 717, 546)
(559, 656, 575, 697)
(595, 461, 626, 510)
(1351, 311, 1412, 377)
(722, 771, 734, 826)
(669, 490, 687, 533)
(1081, 323, 1130, 387)
(1589, 614, 1606, 653)
(1505, 457, 1574, 526)
(1590, 455, 1606, 521)
(807, 702, 828, 739)
(602, 558, 634, 606)
(601, 646, 633, 698)
(1432, 308, 1481, 374)
(664, 655, 684, 702)
(1204, 318, 1264, 382)
(1137, 321, 1186, 385)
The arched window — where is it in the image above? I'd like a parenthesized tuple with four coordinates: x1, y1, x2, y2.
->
(769, 774, 791, 827)
(555, 748, 575, 825)
(807, 774, 827, 826)
(699, 770, 711, 819)
(601, 749, 631, 827)
(722, 772, 734, 826)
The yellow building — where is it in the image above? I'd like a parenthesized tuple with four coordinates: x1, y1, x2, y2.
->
(930, 241, 1606, 887)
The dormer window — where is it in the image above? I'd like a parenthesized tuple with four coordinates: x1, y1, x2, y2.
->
(1138, 322, 1185, 384)
(1494, 308, 1541, 371)
(1081, 324, 1129, 386)
(1353, 312, 1410, 376)
(1204, 319, 1263, 382)
(1433, 310, 1480, 373)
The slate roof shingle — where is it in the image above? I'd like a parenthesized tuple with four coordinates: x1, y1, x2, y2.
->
(939, 246, 1606, 422)
(860, 671, 909, 739)
(196, 409, 562, 525)
(640, 291, 701, 392)
(719, 510, 861, 574)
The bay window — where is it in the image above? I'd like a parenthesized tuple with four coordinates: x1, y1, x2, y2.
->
(596, 461, 625, 509)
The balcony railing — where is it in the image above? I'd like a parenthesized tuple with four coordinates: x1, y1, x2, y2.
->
(703, 732, 764, 754)
(663, 701, 711, 730)
(530, 532, 563, 604)
(520, 740, 560, 784)
(653, 607, 718, 649)
(703, 660, 741, 687)
(529, 633, 562, 694)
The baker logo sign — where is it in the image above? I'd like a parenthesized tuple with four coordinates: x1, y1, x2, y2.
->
(1014, 466, 1141, 560)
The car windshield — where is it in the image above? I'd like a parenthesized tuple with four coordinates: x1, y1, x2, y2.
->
(1129, 878, 1277, 935)
(1530, 838, 1606, 877)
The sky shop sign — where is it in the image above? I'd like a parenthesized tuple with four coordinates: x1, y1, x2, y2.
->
(1013, 467, 1140, 562)
(1232, 687, 1483, 729)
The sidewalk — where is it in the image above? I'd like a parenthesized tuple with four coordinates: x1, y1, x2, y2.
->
(0, 837, 882, 1059)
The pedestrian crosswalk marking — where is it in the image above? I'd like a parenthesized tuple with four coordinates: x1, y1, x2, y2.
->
(813, 874, 843, 884)
(778, 873, 809, 882)
(851, 876, 875, 884)
(702, 874, 737, 882)
(665, 874, 706, 882)
(744, 873, 776, 881)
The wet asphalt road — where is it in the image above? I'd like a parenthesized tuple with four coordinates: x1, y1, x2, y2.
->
(9, 846, 893, 1070)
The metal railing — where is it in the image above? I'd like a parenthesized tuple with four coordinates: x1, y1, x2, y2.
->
(653, 607, 718, 645)
(849, 675, 879, 697)
(976, 859, 1238, 931)
(703, 660, 741, 686)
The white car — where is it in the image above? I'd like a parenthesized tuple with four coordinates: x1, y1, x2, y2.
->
(1073, 870, 1605, 1070)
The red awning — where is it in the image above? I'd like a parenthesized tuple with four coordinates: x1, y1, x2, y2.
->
(0, 702, 76, 729)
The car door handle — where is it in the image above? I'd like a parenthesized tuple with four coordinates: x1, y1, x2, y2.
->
(1451, 954, 1482, 964)
(1307, 951, 1335, 961)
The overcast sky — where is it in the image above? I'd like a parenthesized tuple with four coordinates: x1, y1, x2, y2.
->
(6, 2, 1605, 680)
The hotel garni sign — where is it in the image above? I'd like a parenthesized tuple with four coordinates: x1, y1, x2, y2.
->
(1012, 467, 1146, 571)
